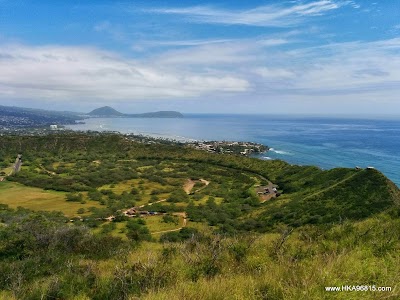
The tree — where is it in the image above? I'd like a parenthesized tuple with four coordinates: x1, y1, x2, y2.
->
(126, 219, 152, 242)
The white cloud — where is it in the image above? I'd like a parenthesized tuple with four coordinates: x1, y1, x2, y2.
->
(147, 1, 351, 27)
(134, 38, 233, 49)
(93, 21, 126, 42)
(0, 44, 249, 101)
(285, 38, 400, 94)
(253, 67, 295, 79)
(0, 37, 399, 108)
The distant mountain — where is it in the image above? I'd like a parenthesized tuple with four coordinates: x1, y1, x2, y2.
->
(87, 106, 183, 118)
(88, 106, 123, 117)
(0, 104, 183, 129)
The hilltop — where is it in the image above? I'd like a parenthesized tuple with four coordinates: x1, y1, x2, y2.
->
(87, 106, 183, 118)
(0, 104, 184, 130)
(88, 106, 123, 117)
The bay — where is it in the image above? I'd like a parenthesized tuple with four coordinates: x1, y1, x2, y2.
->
(67, 114, 400, 187)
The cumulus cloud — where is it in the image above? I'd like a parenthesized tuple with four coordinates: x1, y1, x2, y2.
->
(0, 44, 249, 101)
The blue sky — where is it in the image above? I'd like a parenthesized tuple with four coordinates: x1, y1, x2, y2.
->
(0, 0, 399, 114)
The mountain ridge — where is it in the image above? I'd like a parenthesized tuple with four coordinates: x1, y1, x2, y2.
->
(87, 106, 183, 118)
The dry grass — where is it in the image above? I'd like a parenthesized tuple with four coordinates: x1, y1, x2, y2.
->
(0, 181, 100, 216)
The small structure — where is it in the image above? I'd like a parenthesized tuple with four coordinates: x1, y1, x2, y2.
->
(11, 154, 22, 175)
(50, 124, 58, 130)
(125, 208, 137, 216)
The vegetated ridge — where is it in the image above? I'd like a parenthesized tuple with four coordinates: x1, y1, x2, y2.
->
(1, 133, 400, 300)
(87, 106, 183, 118)
(0, 105, 84, 128)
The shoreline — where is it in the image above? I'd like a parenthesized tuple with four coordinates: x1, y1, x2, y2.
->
(2, 127, 399, 187)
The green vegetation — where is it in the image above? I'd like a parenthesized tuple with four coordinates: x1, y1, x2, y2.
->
(0, 181, 100, 216)
(0, 133, 399, 299)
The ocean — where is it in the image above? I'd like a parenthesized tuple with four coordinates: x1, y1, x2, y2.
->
(67, 114, 400, 187)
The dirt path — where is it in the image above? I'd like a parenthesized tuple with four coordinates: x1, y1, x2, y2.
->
(138, 198, 167, 209)
(302, 171, 360, 200)
(39, 164, 56, 176)
(151, 212, 187, 235)
(183, 178, 210, 194)
(183, 179, 196, 194)
(199, 179, 210, 186)
(195, 179, 210, 192)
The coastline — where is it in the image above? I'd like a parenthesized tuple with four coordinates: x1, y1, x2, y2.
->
(62, 116, 400, 188)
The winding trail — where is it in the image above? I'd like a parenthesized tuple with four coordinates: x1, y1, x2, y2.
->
(39, 164, 56, 175)
(137, 198, 167, 209)
(302, 171, 360, 200)
(183, 178, 210, 194)
(151, 212, 187, 235)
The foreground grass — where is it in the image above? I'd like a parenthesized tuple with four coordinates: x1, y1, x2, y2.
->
(141, 217, 400, 300)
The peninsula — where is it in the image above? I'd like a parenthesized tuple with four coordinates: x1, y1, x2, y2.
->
(87, 106, 183, 118)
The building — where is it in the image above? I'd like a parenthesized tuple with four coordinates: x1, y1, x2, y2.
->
(50, 124, 58, 130)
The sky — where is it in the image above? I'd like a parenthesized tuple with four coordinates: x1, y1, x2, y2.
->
(0, 0, 399, 114)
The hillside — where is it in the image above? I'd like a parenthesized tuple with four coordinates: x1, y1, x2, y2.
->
(87, 106, 183, 118)
(0, 133, 399, 299)
(0, 105, 83, 128)
(1, 133, 398, 226)
(88, 106, 123, 117)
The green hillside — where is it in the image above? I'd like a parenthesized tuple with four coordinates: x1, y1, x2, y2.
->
(0, 133, 399, 299)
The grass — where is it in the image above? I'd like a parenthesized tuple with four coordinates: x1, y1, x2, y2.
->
(0, 181, 100, 217)
(2, 167, 13, 176)
(99, 179, 171, 206)
(194, 196, 224, 205)
(93, 215, 184, 240)
(140, 219, 400, 300)
(144, 215, 184, 233)
(93, 222, 128, 240)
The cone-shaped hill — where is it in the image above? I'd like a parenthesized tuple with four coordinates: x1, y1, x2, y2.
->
(87, 106, 183, 118)
(88, 106, 123, 117)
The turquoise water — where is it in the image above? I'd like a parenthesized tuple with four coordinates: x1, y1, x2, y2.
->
(67, 114, 400, 187)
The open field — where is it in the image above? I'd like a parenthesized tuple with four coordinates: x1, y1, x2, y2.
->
(144, 214, 184, 233)
(0, 181, 101, 216)
(99, 178, 173, 207)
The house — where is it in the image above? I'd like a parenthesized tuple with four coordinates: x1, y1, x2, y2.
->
(50, 124, 58, 130)
(125, 208, 136, 215)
